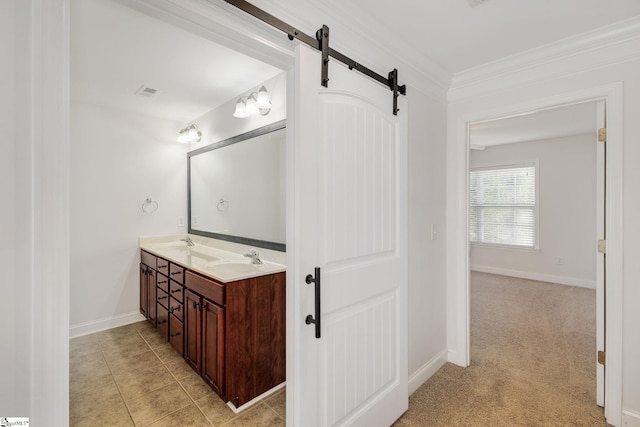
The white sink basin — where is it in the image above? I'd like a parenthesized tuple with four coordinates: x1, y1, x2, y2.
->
(140, 239, 285, 282)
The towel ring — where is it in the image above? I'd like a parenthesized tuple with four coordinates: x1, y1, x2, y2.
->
(217, 198, 229, 212)
(141, 198, 159, 214)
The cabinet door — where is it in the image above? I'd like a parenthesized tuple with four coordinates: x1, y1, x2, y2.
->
(139, 264, 148, 317)
(202, 300, 225, 398)
(184, 290, 202, 374)
(147, 268, 156, 326)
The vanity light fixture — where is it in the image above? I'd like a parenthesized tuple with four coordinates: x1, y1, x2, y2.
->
(232, 86, 272, 118)
(177, 124, 202, 144)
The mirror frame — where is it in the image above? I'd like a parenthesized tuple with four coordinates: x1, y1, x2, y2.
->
(187, 119, 286, 252)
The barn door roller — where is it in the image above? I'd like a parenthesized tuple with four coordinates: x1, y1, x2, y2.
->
(223, 0, 407, 115)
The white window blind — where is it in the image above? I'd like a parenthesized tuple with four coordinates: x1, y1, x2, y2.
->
(470, 164, 536, 248)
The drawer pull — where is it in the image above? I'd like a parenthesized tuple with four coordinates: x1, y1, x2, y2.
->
(158, 280, 167, 284)
(170, 332, 181, 338)
(158, 265, 167, 269)
(157, 320, 167, 325)
(170, 306, 181, 314)
(157, 296, 168, 300)
(170, 271, 182, 276)
(171, 289, 181, 294)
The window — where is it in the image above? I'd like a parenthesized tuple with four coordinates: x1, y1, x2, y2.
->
(470, 163, 537, 248)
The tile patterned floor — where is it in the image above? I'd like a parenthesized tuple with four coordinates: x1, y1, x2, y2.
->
(70, 320, 285, 426)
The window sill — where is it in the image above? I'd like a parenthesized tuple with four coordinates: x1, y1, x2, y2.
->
(470, 242, 540, 253)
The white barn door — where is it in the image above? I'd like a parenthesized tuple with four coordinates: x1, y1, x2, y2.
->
(291, 44, 408, 427)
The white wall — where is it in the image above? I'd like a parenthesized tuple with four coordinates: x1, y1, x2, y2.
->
(407, 90, 449, 390)
(470, 134, 597, 288)
(0, 0, 32, 416)
(70, 103, 188, 335)
(446, 36, 640, 424)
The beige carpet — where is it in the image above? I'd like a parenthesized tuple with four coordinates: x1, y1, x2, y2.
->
(394, 271, 609, 426)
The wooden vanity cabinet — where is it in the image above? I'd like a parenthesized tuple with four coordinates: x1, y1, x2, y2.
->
(140, 249, 285, 408)
(184, 269, 285, 407)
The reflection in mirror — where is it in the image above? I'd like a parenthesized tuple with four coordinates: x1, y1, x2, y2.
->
(188, 120, 286, 251)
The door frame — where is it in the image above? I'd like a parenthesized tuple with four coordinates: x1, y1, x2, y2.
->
(38, 0, 296, 423)
(447, 83, 623, 425)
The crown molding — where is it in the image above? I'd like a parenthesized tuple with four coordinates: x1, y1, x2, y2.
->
(449, 15, 640, 102)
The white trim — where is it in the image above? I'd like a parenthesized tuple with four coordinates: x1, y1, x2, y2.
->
(227, 382, 286, 414)
(622, 410, 640, 427)
(408, 350, 447, 395)
(450, 16, 640, 101)
(69, 312, 146, 339)
(31, 0, 70, 424)
(447, 83, 624, 426)
(470, 265, 596, 289)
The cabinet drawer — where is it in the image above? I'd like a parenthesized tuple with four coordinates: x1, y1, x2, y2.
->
(156, 274, 169, 293)
(157, 288, 169, 309)
(156, 257, 169, 275)
(156, 304, 168, 341)
(169, 263, 185, 284)
(141, 251, 156, 269)
(169, 296, 183, 322)
(169, 281, 184, 303)
(169, 313, 184, 356)
(185, 270, 225, 306)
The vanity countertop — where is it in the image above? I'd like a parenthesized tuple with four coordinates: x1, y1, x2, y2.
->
(139, 235, 286, 283)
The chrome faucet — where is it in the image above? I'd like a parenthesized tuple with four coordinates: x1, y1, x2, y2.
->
(180, 237, 194, 247)
(244, 249, 263, 265)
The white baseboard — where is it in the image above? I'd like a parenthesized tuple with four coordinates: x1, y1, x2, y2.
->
(70, 311, 146, 338)
(408, 349, 448, 395)
(623, 410, 640, 427)
(470, 265, 596, 289)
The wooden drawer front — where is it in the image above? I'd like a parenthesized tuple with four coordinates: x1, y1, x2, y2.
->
(185, 270, 225, 306)
(169, 296, 184, 322)
(169, 280, 184, 303)
(156, 257, 169, 275)
(156, 274, 169, 293)
(169, 263, 185, 284)
(141, 251, 156, 269)
(156, 304, 169, 341)
(157, 288, 169, 309)
(169, 313, 184, 356)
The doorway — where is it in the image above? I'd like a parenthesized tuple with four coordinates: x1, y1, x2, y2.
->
(448, 83, 623, 425)
(467, 101, 604, 413)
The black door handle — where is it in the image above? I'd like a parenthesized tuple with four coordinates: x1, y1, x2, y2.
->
(305, 267, 321, 339)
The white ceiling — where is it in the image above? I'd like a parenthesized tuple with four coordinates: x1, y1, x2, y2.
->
(71, 0, 640, 127)
(349, 0, 640, 73)
(469, 102, 597, 148)
(70, 0, 283, 123)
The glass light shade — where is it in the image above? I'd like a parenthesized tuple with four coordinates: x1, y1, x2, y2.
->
(233, 98, 249, 118)
(188, 125, 199, 140)
(177, 131, 189, 143)
(256, 86, 271, 109)
(245, 94, 258, 115)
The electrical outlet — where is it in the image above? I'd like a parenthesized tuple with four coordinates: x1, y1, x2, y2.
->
(192, 216, 199, 226)
(177, 216, 185, 227)
(431, 224, 437, 241)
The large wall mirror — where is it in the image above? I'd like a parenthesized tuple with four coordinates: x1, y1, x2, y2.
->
(188, 120, 286, 251)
